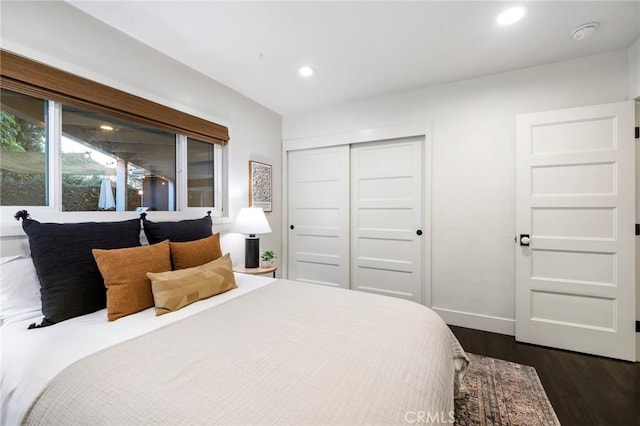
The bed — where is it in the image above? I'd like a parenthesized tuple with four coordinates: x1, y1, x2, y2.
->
(1, 213, 468, 426)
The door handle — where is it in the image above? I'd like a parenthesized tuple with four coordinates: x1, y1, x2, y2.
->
(290, 225, 295, 230)
(416, 230, 423, 236)
(520, 234, 530, 246)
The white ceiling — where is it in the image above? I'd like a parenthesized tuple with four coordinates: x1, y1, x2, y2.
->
(67, 1, 640, 116)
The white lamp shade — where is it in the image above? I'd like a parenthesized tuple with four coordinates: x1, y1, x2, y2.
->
(231, 207, 272, 235)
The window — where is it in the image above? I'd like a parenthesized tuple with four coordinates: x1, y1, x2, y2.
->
(0, 89, 47, 206)
(0, 93, 224, 212)
(0, 50, 229, 213)
(61, 105, 176, 211)
(187, 137, 215, 208)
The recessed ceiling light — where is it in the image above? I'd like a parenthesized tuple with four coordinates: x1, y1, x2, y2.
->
(299, 66, 314, 77)
(497, 6, 527, 26)
(100, 125, 114, 131)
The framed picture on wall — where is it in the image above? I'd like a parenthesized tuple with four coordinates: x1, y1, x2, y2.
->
(249, 160, 272, 212)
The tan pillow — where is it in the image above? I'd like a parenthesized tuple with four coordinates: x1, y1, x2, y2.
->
(93, 240, 172, 321)
(169, 233, 222, 270)
(147, 254, 237, 316)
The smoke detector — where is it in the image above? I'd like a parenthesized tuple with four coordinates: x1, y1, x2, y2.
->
(572, 22, 599, 40)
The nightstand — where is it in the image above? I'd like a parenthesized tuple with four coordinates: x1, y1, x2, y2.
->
(232, 264, 277, 278)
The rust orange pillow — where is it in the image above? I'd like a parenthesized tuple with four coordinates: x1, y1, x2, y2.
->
(169, 233, 222, 270)
(93, 240, 172, 321)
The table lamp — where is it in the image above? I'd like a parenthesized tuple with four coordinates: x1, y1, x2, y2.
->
(231, 207, 272, 268)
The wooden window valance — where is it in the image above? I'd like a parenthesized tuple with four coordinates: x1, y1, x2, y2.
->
(0, 50, 229, 145)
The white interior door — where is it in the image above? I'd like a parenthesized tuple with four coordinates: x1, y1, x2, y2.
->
(288, 146, 350, 288)
(351, 138, 424, 302)
(516, 101, 636, 361)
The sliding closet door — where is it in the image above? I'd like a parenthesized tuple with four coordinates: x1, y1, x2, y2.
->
(287, 146, 350, 288)
(351, 138, 424, 302)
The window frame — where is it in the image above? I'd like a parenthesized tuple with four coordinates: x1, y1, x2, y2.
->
(176, 135, 224, 213)
(177, 134, 224, 212)
(2, 96, 225, 216)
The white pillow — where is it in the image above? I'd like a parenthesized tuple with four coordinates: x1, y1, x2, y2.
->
(0, 255, 42, 326)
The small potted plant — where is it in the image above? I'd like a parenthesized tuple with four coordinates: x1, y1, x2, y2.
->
(260, 250, 276, 268)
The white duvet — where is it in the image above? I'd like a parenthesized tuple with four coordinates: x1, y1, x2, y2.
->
(1, 273, 275, 426)
(3, 274, 467, 426)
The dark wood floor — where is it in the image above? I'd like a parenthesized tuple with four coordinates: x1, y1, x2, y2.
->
(450, 326, 639, 426)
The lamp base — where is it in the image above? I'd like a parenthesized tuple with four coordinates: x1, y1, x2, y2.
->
(244, 236, 260, 268)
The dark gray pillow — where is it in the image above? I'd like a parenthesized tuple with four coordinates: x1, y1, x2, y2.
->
(141, 212, 212, 244)
(14, 210, 141, 328)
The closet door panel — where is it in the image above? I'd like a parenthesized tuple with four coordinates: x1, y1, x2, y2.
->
(288, 146, 350, 288)
(351, 138, 424, 302)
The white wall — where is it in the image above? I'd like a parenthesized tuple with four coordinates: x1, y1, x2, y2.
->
(628, 39, 640, 99)
(0, 1, 282, 270)
(284, 51, 630, 334)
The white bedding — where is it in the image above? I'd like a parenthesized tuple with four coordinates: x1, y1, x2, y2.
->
(20, 279, 467, 426)
(0, 273, 276, 426)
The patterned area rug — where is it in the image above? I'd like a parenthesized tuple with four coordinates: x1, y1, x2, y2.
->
(455, 353, 561, 426)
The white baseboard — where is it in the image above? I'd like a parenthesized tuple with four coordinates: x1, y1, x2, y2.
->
(432, 307, 515, 336)
(434, 307, 640, 361)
